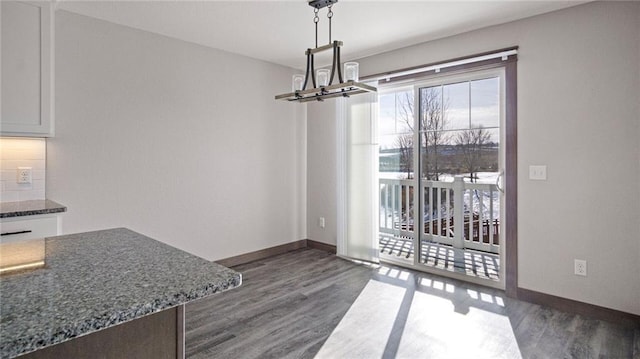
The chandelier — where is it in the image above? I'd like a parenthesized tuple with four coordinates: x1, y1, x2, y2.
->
(275, 0, 377, 103)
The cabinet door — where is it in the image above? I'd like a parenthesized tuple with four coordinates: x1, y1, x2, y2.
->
(1, 1, 54, 137)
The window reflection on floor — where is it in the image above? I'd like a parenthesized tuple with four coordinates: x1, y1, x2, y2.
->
(316, 263, 521, 359)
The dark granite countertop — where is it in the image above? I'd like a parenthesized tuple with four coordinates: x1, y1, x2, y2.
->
(0, 228, 242, 358)
(0, 200, 67, 218)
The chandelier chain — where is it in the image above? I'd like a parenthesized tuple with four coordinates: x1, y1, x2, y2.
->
(327, 5, 333, 43)
(314, 8, 319, 48)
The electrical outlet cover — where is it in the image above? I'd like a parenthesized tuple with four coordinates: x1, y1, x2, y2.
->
(17, 167, 33, 184)
(574, 259, 587, 276)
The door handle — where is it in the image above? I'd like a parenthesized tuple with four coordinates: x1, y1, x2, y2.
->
(495, 170, 504, 193)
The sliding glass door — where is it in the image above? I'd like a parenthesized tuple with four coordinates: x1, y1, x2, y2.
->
(378, 69, 505, 288)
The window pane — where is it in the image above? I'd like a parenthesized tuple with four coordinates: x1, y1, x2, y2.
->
(379, 90, 413, 136)
(379, 134, 414, 179)
(394, 90, 414, 134)
(378, 92, 396, 136)
(470, 77, 500, 129)
(418, 130, 454, 181)
(448, 128, 500, 183)
(443, 81, 469, 131)
(418, 85, 443, 133)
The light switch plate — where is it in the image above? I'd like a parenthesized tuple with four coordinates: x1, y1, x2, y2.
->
(529, 165, 547, 180)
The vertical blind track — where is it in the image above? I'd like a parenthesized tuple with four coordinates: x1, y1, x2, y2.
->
(361, 46, 519, 83)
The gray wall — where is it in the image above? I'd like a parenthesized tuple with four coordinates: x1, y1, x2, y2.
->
(48, 11, 307, 261)
(307, 1, 640, 315)
(307, 102, 337, 246)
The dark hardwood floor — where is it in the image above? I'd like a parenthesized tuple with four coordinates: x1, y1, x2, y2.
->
(186, 248, 639, 359)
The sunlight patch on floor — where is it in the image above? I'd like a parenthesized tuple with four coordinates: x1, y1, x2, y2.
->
(396, 291, 522, 358)
(315, 280, 406, 358)
(315, 276, 522, 359)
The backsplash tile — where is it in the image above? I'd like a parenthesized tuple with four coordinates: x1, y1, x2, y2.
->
(0, 138, 46, 202)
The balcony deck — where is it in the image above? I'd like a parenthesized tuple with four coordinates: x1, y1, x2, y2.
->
(379, 233, 500, 281)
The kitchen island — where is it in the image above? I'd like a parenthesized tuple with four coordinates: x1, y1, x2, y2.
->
(0, 228, 241, 358)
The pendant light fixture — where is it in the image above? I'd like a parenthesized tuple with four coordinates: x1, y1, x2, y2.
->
(275, 0, 377, 103)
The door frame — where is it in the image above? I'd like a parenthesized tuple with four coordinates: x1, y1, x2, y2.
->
(413, 68, 506, 289)
(376, 59, 517, 294)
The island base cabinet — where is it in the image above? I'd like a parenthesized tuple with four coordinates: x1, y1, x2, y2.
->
(20, 305, 185, 359)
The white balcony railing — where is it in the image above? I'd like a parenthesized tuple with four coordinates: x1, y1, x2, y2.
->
(379, 176, 500, 254)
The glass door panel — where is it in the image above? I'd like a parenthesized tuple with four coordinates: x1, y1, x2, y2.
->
(378, 89, 416, 263)
(417, 74, 502, 283)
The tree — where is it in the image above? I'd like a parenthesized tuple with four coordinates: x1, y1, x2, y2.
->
(455, 126, 491, 183)
(395, 134, 413, 179)
(396, 88, 449, 180)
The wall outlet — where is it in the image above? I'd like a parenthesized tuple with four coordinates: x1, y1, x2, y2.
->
(17, 167, 32, 184)
(574, 259, 587, 276)
(318, 217, 325, 228)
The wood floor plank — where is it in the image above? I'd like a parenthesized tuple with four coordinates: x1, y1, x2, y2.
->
(533, 310, 578, 358)
(185, 248, 637, 358)
(598, 321, 634, 358)
(563, 318, 602, 359)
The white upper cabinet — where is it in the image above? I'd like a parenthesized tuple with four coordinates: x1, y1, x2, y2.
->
(1, 1, 54, 137)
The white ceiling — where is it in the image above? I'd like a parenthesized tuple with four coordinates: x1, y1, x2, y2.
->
(56, 0, 588, 70)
